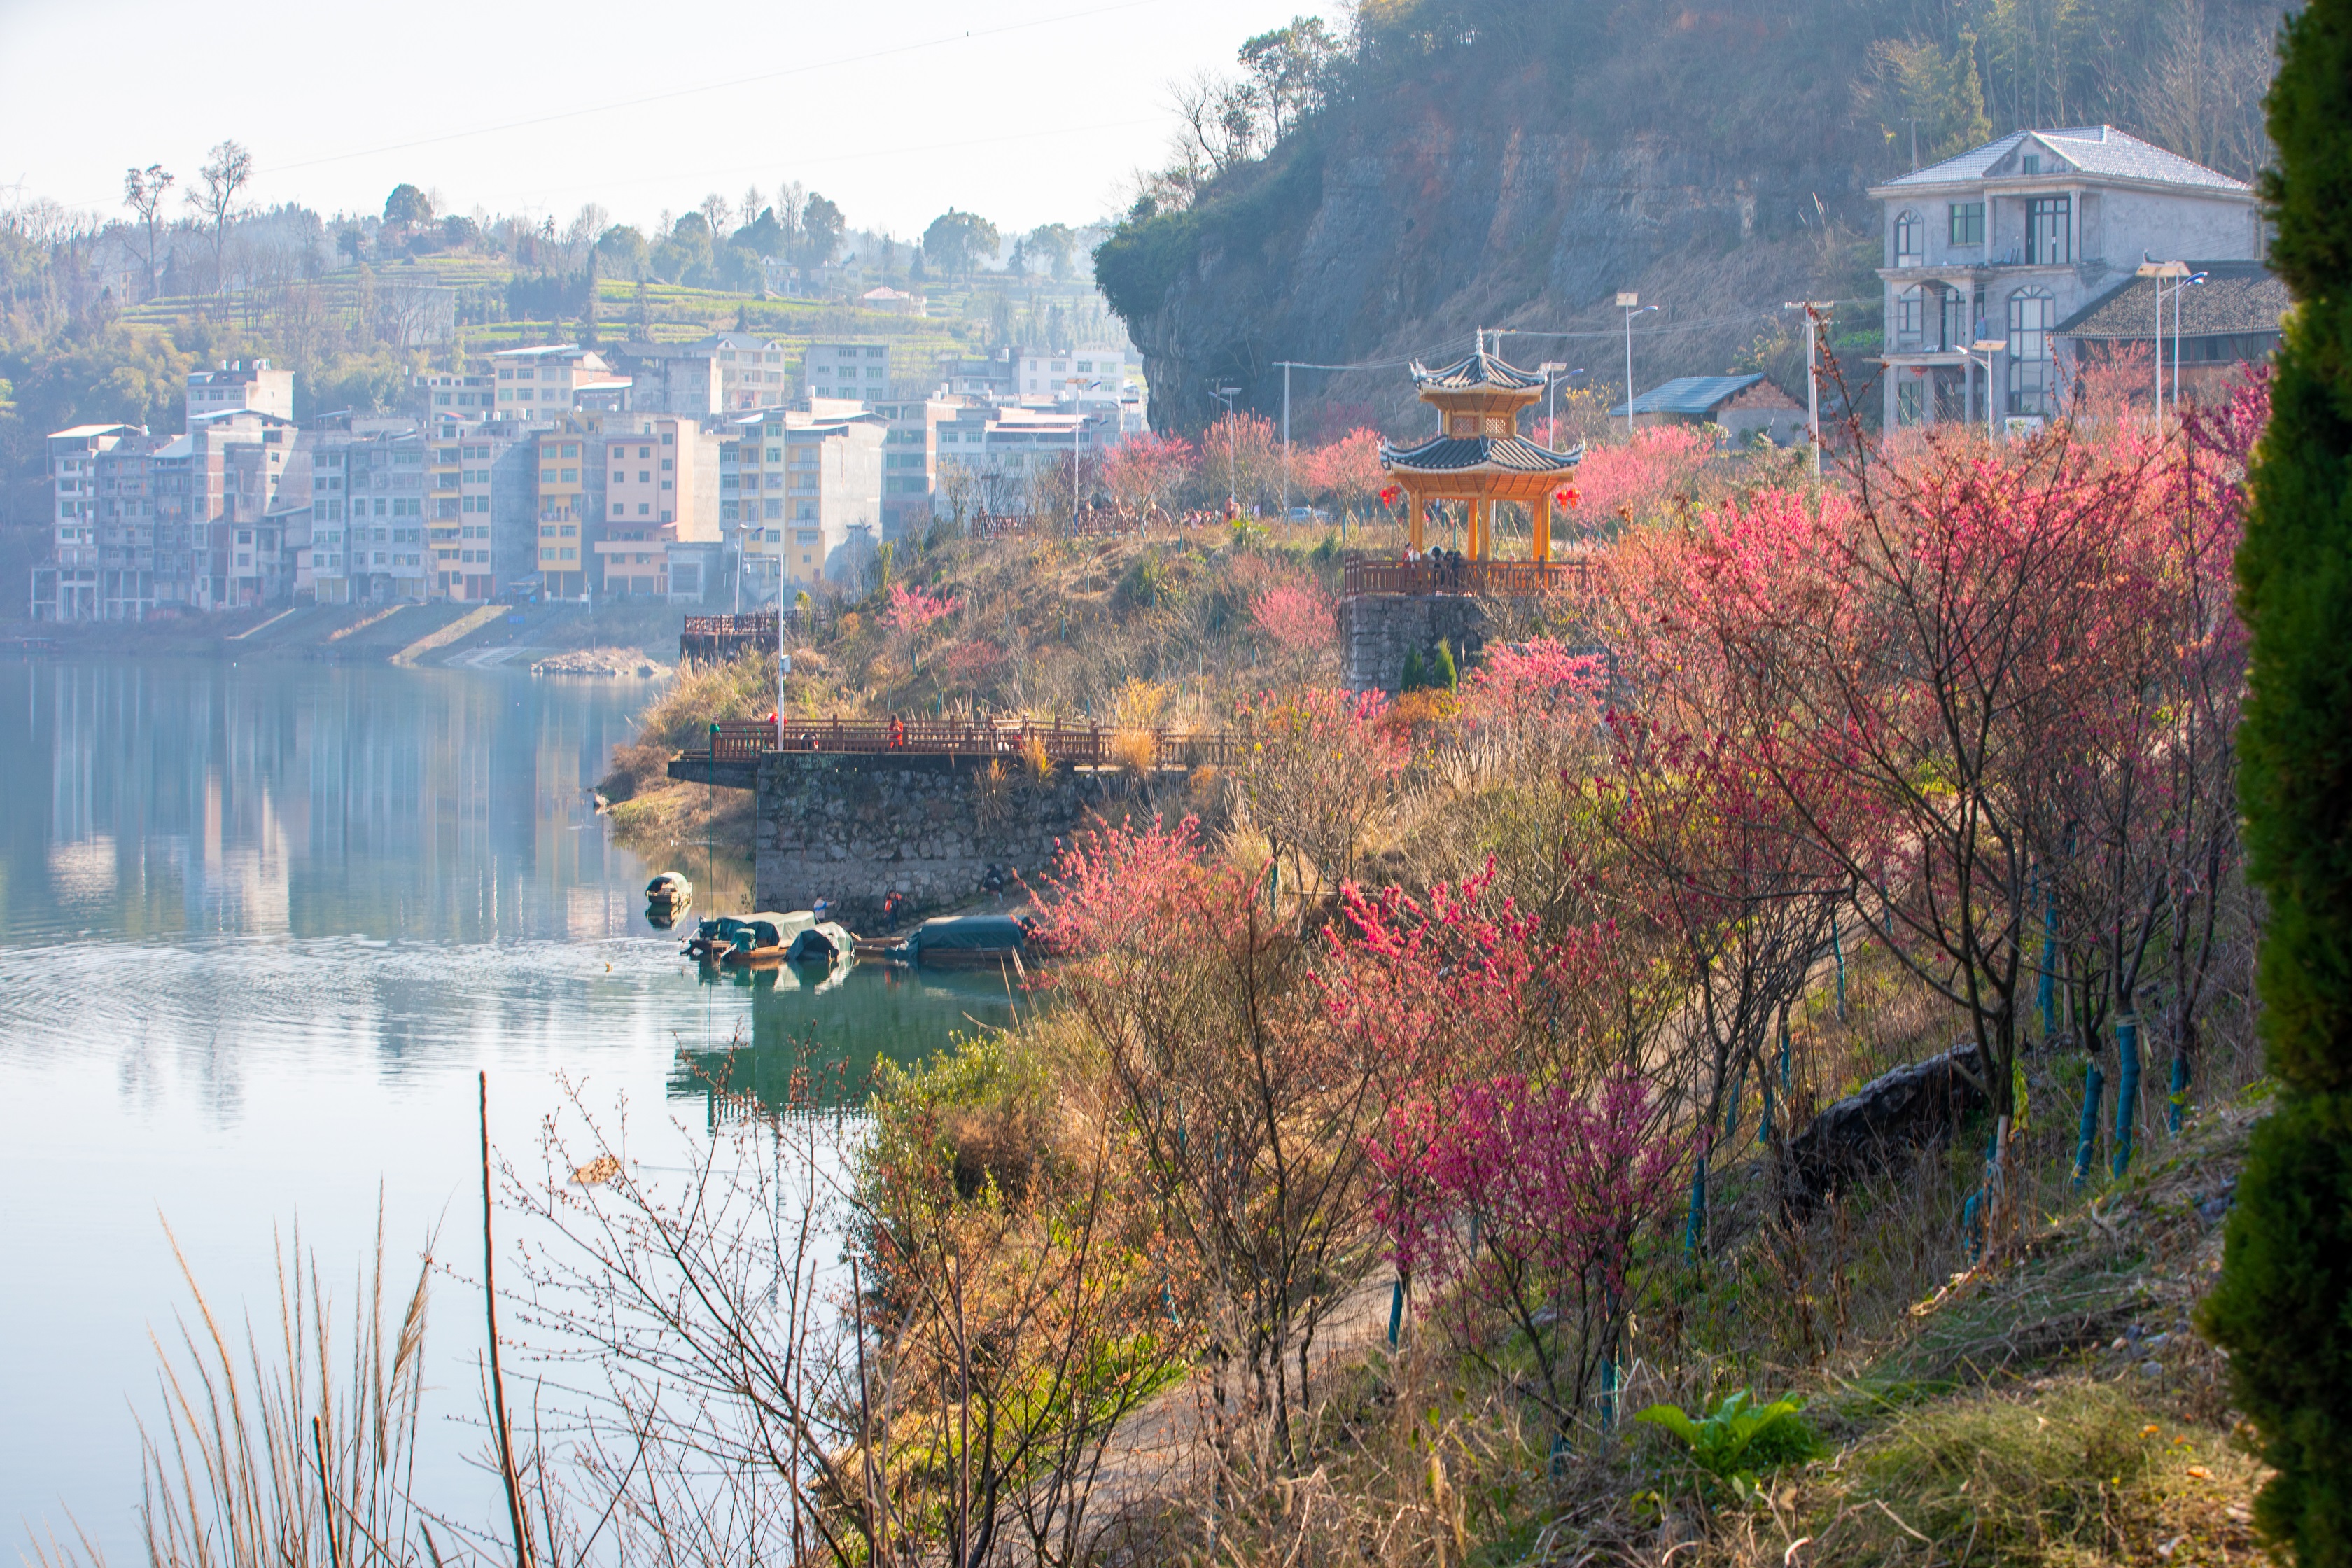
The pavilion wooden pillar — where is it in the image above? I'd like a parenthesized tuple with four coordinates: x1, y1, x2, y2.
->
(1533, 495, 1553, 561)
(1408, 490, 1425, 553)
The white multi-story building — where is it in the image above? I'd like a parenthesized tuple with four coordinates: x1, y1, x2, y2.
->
(35, 424, 136, 620)
(1014, 345, 1135, 405)
(185, 360, 294, 432)
(723, 407, 884, 599)
(802, 341, 898, 402)
(489, 344, 626, 416)
(1870, 125, 2259, 429)
(932, 404, 1119, 518)
(619, 333, 793, 416)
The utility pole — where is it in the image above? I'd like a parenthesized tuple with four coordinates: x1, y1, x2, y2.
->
(1279, 360, 1293, 529)
(1782, 301, 1835, 484)
(1616, 293, 1658, 438)
(1214, 384, 1240, 510)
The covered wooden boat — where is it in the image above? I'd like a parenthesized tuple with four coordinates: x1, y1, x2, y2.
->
(892, 913, 1032, 969)
(645, 872, 693, 904)
(685, 911, 817, 967)
(784, 921, 856, 965)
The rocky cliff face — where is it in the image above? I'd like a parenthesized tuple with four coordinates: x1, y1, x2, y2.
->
(1102, 0, 2286, 442)
(1105, 46, 1888, 440)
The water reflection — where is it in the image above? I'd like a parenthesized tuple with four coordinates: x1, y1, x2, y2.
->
(670, 960, 1018, 1120)
(0, 657, 1011, 1549)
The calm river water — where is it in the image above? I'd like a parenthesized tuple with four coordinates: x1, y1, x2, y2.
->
(0, 658, 1012, 1550)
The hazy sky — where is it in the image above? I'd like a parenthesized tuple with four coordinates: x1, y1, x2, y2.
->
(0, 0, 1326, 240)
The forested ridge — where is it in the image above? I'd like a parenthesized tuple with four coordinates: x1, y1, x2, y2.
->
(1097, 0, 2292, 437)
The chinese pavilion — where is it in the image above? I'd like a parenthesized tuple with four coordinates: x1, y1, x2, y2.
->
(1380, 348, 1584, 559)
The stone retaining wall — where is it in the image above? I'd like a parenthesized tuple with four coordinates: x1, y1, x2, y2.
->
(752, 752, 1198, 926)
(1339, 594, 1490, 692)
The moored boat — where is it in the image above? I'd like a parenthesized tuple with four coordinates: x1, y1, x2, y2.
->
(685, 910, 817, 967)
(879, 913, 1033, 969)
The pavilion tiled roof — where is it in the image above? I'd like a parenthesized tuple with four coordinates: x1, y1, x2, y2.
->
(1409, 348, 1549, 393)
(2055, 262, 2289, 340)
(1381, 435, 1585, 473)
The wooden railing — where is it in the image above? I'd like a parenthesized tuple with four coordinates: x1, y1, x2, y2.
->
(684, 715, 1251, 769)
(1340, 559, 1596, 598)
(680, 610, 795, 666)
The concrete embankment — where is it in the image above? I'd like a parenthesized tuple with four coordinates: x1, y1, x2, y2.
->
(3, 599, 690, 668)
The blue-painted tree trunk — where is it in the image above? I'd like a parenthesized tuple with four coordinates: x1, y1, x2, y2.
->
(1684, 1154, 1709, 1261)
(2073, 1058, 2105, 1186)
(2037, 879, 2058, 1040)
(2169, 1051, 2190, 1135)
(1387, 1278, 1404, 1347)
(1832, 915, 1847, 1020)
(2112, 1015, 2141, 1178)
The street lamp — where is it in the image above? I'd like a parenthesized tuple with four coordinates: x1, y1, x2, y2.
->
(1616, 293, 1660, 438)
(1212, 384, 1241, 510)
(1966, 337, 2006, 444)
(2137, 258, 2191, 424)
(2175, 272, 2208, 411)
(1065, 377, 1102, 523)
(1536, 363, 1584, 447)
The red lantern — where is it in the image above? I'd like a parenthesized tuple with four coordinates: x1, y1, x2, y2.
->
(1554, 484, 1581, 508)
(1378, 484, 1401, 507)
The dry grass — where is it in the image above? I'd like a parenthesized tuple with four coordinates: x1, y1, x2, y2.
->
(31, 1212, 440, 1568)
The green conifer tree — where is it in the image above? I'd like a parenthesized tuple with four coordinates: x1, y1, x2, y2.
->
(1434, 638, 1458, 691)
(2201, 1, 2352, 1556)
(1399, 648, 1427, 692)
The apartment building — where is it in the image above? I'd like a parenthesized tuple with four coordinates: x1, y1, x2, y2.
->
(416, 371, 498, 416)
(490, 344, 626, 416)
(1870, 125, 2259, 428)
(932, 404, 1118, 517)
(331, 421, 433, 603)
(1014, 346, 1133, 404)
(35, 424, 134, 620)
(872, 396, 960, 540)
(596, 414, 720, 598)
(35, 404, 302, 619)
(185, 360, 294, 432)
(615, 333, 792, 416)
(223, 419, 302, 608)
(533, 425, 597, 600)
(802, 341, 897, 402)
(724, 408, 883, 599)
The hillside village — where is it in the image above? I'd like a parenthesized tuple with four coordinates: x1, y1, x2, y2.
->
(18, 122, 2291, 628)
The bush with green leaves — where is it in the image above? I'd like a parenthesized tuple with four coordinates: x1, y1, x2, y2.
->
(1634, 1389, 1822, 1495)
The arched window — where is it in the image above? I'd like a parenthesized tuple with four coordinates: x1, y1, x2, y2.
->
(1893, 209, 1924, 267)
(2008, 287, 2057, 415)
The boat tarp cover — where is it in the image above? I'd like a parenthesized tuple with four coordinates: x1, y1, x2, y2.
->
(785, 921, 854, 962)
(744, 911, 818, 948)
(910, 915, 1028, 955)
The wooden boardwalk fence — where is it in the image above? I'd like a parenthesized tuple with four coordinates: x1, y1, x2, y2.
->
(683, 715, 1251, 769)
(1340, 558, 1595, 598)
